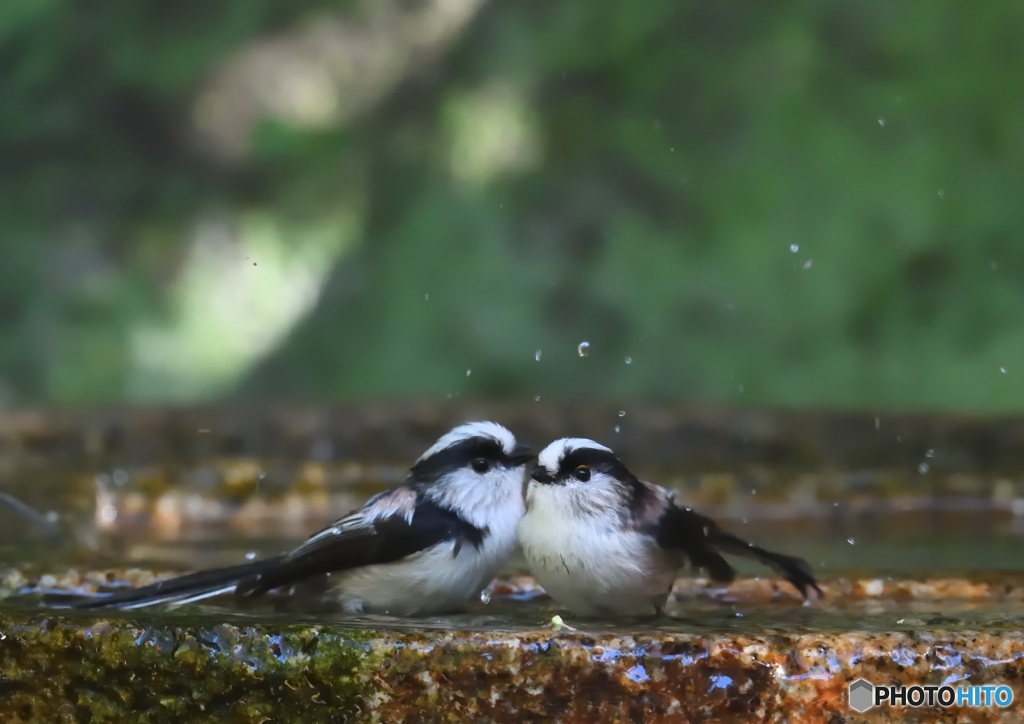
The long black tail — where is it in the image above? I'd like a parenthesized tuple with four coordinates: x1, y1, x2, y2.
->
(70, 556, 286, 610)
(709, 531, 823, 599)
(657, 505, 823, 599)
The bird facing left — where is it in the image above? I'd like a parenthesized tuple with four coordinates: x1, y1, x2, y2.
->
(71, 421, 534, 616)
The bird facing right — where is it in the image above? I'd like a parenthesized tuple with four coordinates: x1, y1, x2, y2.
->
(517, 437, 822, 617)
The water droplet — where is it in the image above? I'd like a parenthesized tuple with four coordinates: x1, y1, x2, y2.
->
(614, 425, 621, 433)
(480, 589, 492, 604)
(875, 417, 881, 430)
(750, 489, 757, 496)
(245, 551, 257, 561)
(918, 462, 929, 474)
(577, 341, 590, 357)
(617, 410, 626, 417)
(847, 537, 855, 545)
(1001, 366, 1008, 374)
(100, 505, 118, 523)
(534, 396, 541, 402)
(802, 259, 813, 269)
(924, 449, 934, 458)
(937, 189, 945, 199)
(466, 369, 472, 377)
(789, 244, 799, 253)
(738, 384, 744, 393)
(878, 118, 886, 127)
(535, 349, 542, 362)
(424, 293, 430, 301)
(624, 356, 632, 365)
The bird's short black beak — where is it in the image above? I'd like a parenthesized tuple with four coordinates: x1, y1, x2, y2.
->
(530, 466, 555, 484)
(507, 444, 535, 467)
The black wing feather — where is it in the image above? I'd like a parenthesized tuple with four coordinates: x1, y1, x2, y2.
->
(72, 496, 485, 609)
(235, 498, 484, 596)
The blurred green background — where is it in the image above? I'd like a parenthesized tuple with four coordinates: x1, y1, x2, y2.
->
(3, 0, 1024, 411)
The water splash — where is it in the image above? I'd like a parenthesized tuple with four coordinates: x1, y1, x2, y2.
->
(578, 341, 590, 357)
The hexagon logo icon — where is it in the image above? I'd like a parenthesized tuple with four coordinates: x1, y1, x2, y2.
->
(849, 679, 874, 712)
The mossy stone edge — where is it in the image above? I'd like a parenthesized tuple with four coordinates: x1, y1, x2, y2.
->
(2, 611, 1024, 722)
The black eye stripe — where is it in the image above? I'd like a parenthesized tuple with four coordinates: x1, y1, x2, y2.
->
(410, 436, 518, 482)
(557, 448, 631, 481)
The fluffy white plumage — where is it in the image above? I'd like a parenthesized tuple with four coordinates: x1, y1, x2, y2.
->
(76, 421, 533, 617)
(520, 436, 822, 617)
(521, 437, 679, 616)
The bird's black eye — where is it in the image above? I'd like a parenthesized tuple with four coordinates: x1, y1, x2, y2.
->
(573, 465, 591, 482)
(471, 458, 490, 474)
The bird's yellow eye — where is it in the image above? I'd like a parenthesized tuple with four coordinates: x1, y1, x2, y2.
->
(573, 465, 591, 482)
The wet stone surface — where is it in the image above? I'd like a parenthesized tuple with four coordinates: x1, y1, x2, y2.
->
(1, 606, 1024, 723)
(3, 404, 1024, 722)
(3, 570, 1024, 721)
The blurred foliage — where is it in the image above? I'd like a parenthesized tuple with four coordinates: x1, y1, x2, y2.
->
(3, 0, 1024, 411)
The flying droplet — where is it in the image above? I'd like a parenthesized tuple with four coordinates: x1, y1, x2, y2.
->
(534, 396, 541, 402)
(924, 449, 934, 458)
(425, 293, 430, 301)
(790, 244, 799, 253)
(802, 259, 813, 269)
(617, 410, 626, 417)
(918, 462, 929, 474)
(1001, 367, 1008, 374)
(614, 425, 621, 433)
(535, 349, 542, 362)
(847, 537, 855, 545)
(480, 589, 492, 604)
(875, 417, 881, 430)
(878, 118, 886, 127)
(578, 341, 590, 357)
(624, 356, 632, 365)
(245, 551, 257, 561)
(466, 369, 472, 377)
(937, 189, 945, 199)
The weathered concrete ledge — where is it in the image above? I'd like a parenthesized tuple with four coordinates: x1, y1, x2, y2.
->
(1, 609, 1023, 723)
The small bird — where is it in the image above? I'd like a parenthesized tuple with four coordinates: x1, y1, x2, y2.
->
(73, 422, 534, 616)
(518, 438, 822, 617)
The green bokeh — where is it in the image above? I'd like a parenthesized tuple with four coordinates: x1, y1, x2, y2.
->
(3, 0, 1024, 411)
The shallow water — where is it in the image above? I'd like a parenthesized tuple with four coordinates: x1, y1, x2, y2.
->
(3, 442, 1024, 636)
